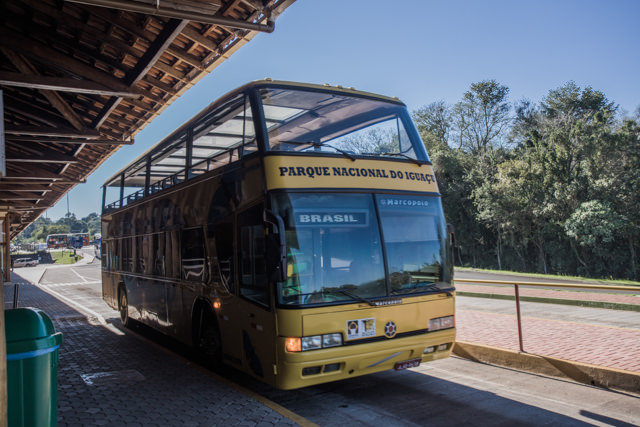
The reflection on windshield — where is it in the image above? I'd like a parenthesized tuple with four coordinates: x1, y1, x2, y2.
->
(377, 196, 449, 295)
(273, 193, 451, 306)
(273, 193, 385, 305)
(260, 88, 426, 162)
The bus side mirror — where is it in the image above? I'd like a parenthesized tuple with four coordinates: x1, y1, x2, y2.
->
(447, 223, 456, 265)
(264, 209, 287, 283)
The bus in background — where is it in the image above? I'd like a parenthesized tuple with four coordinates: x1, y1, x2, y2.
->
(47, 233, 90, 249)
(46, 233, 70, 249)
(70, 233, 90, 249)
(101, 80, 455, 390)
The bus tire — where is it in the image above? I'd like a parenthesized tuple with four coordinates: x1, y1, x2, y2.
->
(194, 306, 222, 369)
(118, 286, 130, 327)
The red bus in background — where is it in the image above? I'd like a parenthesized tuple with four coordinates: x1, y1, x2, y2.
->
(46, 233, 90, 249)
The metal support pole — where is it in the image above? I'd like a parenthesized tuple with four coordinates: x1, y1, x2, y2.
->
(12, 283, 19, 309)
(514, 284, 524, 352)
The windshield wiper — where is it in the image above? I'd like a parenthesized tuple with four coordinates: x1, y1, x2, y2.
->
(279, 141, 356, 161)
(397, 282, 453, 297)
(321, 288, 376, 306)
(361, 151, 423, 166)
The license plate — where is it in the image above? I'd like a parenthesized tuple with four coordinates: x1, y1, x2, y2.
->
(394, 358, 421, 371)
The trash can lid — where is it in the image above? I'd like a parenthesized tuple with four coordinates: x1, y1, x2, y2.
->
(4, 307, 57, 342)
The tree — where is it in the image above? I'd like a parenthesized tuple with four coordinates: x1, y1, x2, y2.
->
(412, 101, 452, 152)
(413, 80, 638, 280)
(564, 200, 626, 276)
(452, 80, 512, 155)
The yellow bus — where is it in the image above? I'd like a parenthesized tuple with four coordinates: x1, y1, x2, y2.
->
(101, 80, 455, 390)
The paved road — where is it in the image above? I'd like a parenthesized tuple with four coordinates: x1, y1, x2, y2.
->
(9, 260, 640, 426)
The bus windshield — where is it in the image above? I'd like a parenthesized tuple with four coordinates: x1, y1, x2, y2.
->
(272, 193, 450, 306)
(260, 87, 428, 162)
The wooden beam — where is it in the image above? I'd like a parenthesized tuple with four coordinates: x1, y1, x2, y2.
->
(2, 49, 85, 131)
(93, 19, 188, 129)
(127, 19, 190, 86)
(4, 165, 63, 180)
(167, 46, 204, 70)
(4, 125, 102, 139)
(2, 95, 64, 128)
(6, 150, 78, 164)
(0, 180, 82, 184)
(0, 200, 44, 208)
(5, 135, 132, 145)
(0, 185, 54, 192)
(0, 72, 143, 98)
(6, 206, 49, 212)
(0, 27, 132, 93)
(0, 192, 46, 200)
(181, 26, 221, 53)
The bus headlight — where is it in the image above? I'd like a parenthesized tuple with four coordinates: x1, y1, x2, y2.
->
(286, 333, 344, 352)
(302, 336, 322, 351)
(322, 333, 343, 348)
(429, 315, 454, 331)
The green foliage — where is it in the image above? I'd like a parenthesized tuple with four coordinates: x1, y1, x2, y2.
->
(15, 212, 101, 243)
(414, 80, 640, 280)
(564, 201, 625, 247)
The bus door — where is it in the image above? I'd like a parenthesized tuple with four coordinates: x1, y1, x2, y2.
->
(235, 204, 277, 383)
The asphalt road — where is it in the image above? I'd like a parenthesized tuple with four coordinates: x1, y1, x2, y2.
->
(22, 258, 640, 426)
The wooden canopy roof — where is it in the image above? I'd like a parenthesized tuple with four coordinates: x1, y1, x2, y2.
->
(0, 0, 295, 239)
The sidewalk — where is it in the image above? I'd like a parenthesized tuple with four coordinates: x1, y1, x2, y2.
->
(4, 268, 301, 427)
(454, 283, 640, 393)
(4, 263, 640, 426)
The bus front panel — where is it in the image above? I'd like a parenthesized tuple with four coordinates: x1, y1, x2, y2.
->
(269, 190, 455, 389)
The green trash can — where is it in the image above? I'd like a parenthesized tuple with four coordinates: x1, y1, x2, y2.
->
(5, 307, 63, 427)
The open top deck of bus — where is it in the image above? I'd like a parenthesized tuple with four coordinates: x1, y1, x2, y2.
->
(102, 80, 431, 212)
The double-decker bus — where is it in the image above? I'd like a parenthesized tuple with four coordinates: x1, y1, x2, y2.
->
(46, 233, 70, 249)
(47, 233, 90, 249)
(70, 233, 90, 249)
(101, 80, 455, 390)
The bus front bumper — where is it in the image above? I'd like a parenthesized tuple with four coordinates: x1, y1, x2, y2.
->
(274, 328, 456, 390)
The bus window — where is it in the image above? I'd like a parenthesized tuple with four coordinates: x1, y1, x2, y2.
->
(191, 94, 256, 175)
(153, 233, 166, 276)
(271, 193, 386, 305)
(238, 205, 268, 306)
(165, 231, 179, 279)
(376, 195, 450, 293)
(181, 228, 206, 281)
(123, 237, 133, 272)
(260, 88, 426, 162)
(213, 220, 234, 293)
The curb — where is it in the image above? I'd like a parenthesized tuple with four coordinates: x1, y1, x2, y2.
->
(453, 341, 640, 394)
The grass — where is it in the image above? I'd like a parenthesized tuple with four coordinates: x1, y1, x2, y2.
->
(51, 250, 81, 265)
(454, 266, 640, 287)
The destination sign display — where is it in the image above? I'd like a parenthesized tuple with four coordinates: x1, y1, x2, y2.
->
(264, 156, 440, 193)
(295, 211, 368, 227)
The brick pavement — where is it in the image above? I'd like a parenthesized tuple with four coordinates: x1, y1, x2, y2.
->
(455, 284, 640, 373)
(4, 276, 298, 427)
(5, 266, 640, 425)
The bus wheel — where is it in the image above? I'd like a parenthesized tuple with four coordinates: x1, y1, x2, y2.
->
(119, 287, 130, 327)
(197, 310, 222, 368)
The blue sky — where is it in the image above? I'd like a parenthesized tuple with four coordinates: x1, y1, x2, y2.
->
(45, 0, 640, 220)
